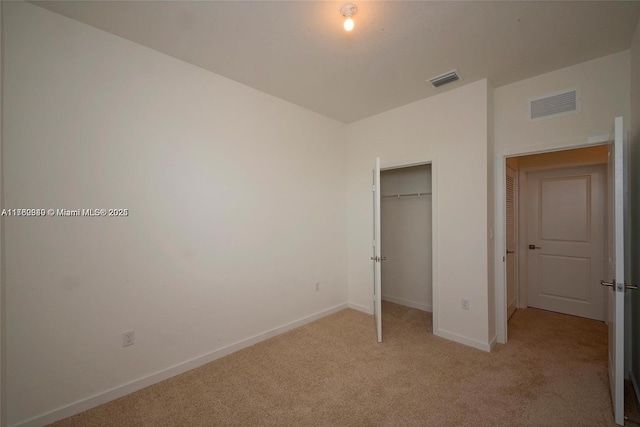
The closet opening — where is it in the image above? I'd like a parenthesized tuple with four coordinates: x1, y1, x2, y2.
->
(379, 163, 433, 328)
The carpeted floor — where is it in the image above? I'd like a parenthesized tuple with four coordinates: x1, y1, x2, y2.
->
(50, 302, 618, 426)
(625, 380, 640, 426)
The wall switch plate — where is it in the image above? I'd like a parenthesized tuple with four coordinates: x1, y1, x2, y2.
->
(123, 330, 134, 347)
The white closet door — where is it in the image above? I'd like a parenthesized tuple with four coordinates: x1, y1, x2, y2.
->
(373, 157, 382, 343)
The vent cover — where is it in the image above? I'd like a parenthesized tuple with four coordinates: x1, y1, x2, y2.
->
(529, 89, 579, 120)
(429, 70, 460, 88)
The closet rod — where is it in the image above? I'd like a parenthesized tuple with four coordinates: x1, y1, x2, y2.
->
(381, 192, 432, 199)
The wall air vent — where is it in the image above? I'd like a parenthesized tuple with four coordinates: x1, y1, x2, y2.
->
(529, 88, 580, 121)
(429, 70, 460, 88)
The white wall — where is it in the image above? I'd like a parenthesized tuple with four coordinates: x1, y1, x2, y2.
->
(380, 165, 432, 312)
(495, 51, 630, 155)
(4, 3, 347, 425)
(493, 51, 631, 342)
(629, 17, 640, 399)
(347, 79, 492, 351)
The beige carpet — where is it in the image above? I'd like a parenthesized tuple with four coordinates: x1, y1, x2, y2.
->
(50, 302, 617, 426)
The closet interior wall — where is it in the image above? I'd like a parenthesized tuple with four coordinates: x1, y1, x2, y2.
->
(380, 164, 433, 312)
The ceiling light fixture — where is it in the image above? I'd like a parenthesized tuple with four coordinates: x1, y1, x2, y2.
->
(340, 3, 358, 32)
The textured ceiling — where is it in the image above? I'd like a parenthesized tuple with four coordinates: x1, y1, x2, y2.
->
(31, 1, 640, 123)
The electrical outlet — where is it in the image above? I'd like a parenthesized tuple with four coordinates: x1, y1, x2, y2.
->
(315, 282, 320, 292)
(461, 299, 470, 310)
(123, 330, 134, 347)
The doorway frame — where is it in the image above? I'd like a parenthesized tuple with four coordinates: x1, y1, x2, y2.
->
(494, 135, 609, 344)
(379, 157, 439, 336)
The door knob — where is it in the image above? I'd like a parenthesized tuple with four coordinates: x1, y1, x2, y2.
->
(600, 280, 639, 291)
(528, 244, 541, 250)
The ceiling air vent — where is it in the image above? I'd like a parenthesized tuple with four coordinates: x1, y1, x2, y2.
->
(429, 70, 460, 88)
(529, 88, 580, 121)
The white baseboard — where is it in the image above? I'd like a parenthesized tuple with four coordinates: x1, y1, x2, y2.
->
(381, 295, 432, 312)
(631, 370, 640, 406)
(14, 303, 349, 427)
(347, 302, 372, 315)
(434, 328, 492, 352)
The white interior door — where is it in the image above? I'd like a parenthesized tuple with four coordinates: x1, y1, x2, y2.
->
(373, 157, 382, 342)
(604, 116, 625, 425)
(526, 165, 605, 321)
(506, 166, 518, 319)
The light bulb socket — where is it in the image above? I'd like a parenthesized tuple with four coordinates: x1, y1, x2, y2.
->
(340, 3, 358, 19)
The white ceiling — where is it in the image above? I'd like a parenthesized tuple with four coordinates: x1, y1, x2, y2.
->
(31, 1, 640, 123)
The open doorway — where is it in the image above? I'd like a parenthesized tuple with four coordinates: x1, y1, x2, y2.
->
(496, 117, 629, 425)
(505, 145, 608, 322)
(378, 163, 432, 336)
